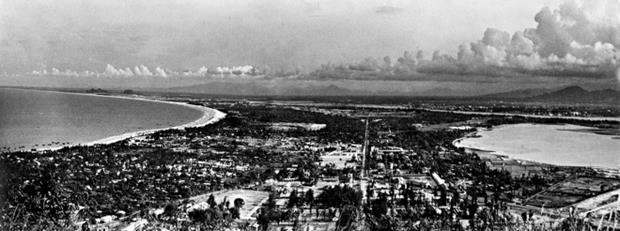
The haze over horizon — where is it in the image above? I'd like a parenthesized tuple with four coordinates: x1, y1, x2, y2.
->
(1, 0, 620, 94)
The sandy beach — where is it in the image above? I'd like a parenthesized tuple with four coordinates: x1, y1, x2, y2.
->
(35, 92, 226, 151)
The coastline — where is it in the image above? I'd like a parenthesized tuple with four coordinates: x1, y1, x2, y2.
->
(30, 90, 227, 151)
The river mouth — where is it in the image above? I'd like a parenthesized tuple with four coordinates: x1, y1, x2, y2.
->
(453, 123, 620, 169)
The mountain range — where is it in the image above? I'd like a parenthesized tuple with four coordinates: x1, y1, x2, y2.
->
(164, 82, 619, 105)
(165, 82, 360, 96)
(480, 86, 620, 105)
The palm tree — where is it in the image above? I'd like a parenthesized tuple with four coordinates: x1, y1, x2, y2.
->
(305, 189, 315, 210)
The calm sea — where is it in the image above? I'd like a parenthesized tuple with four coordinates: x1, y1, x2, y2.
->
(0, 88, 203, 150)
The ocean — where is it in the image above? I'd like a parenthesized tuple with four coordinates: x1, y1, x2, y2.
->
(0, 88, 203, 151)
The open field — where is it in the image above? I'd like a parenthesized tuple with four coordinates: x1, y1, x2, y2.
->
(190, 190, 270, 220)
(320, 155, 354, 169)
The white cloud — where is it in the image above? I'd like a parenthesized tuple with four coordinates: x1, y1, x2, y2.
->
(154, 67, 167, 77)
(417, 0, 620, 79)
(104, 64, 134, 77)
(196, 66, 209, 75)
(30, 64, 265, 78)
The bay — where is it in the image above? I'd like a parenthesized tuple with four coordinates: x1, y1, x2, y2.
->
(0, 88, 203, 150)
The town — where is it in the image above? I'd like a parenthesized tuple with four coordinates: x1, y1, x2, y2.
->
(0, 95, 619, 230)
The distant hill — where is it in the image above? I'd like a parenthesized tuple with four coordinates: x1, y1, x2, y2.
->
(280, 84, 359, 96)
(478, 85, 620, 105)
(480, 88, 553, 99)
(166, 81, 274, 95)
(529, 86, 620, 105)
(165, 81, 361, 96)
(413, 87, 456, 97)
(165, 82, 620, 102)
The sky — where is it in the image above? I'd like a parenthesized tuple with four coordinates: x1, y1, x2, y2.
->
(1, 0, 619, 92)
(1, 0, 563, 72)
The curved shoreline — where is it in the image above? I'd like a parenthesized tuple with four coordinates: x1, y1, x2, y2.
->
(33, 91, 227, 151)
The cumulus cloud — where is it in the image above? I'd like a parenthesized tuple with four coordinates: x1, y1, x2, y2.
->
(30, 64, 165, 78)
(212, 65, 259, 76)
(309, 0, 620, 82)
(196, 66, 209, 75)
(154, 67, 167, 78)
(105, 64, 134, 77)
(422, 0, 620, 78)
(103, 64, 172, 77)
(30, 64, 265, 78)
(133, 65, 153, 76)
(32, 68, 97, 77)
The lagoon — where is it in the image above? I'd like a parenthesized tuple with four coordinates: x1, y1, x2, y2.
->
(454, 123, 620, 169)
